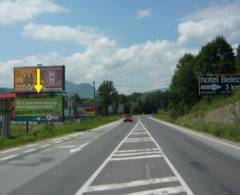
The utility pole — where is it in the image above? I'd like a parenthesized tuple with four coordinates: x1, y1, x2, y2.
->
(93, 81, 96, 117)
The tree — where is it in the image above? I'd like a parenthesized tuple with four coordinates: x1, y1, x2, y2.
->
(236, 44, 240, 72)
(196, 36, 235, 74)
(169, 54, 199, 116)
(98, 80, 118, 116)
(72, 94, 82, 105)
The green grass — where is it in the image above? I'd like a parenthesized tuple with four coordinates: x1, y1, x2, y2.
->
(0, 116, 121, 150)
(155, 91, 240, 142)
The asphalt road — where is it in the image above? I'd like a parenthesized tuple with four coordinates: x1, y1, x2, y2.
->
(0, 116, 240, 195)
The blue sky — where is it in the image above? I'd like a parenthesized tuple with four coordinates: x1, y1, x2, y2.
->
(0, 0, 240, 93)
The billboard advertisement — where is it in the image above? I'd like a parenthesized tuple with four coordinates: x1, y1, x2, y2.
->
(75, 106, 95, 117)
(14, 66, 65, 92)
(15, 97, 63, 122)
(14, 67, 36, 92)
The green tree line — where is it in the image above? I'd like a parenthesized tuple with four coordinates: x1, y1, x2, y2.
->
(72, 36, 240, 116)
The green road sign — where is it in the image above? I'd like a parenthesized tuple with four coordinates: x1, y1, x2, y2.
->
(15, 97, 64, 122)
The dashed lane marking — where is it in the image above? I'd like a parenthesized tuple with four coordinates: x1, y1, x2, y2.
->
(39, 144, 51, 148)
(52, 140, 64, 144)
(0, 154, 19, 161)
(24, 144, 38, 148)
(22, 148, 37, 154)
(1, 148, 21, 154)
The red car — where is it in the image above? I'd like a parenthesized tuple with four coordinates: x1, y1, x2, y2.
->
(123, 114, 133, 122)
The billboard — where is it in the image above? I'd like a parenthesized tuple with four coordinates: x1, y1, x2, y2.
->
(14, 67, 36, 92)
(199, 75, 240, 95)
(75, 106, 95, 117)
(15, 97, 63, 122)
(14, 66, 65, 92)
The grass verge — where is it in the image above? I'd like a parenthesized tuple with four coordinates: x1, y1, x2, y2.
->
(155, 112, 240, 142)
(0, 116, 121, 150)
(155, 91, 240, 142)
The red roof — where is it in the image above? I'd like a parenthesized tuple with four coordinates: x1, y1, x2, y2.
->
(0, 93, 16, 98)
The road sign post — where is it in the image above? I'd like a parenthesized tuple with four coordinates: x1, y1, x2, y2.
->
(199, 75, 240, 95)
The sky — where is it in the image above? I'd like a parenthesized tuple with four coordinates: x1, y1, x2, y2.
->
(0, 0, 240, 94)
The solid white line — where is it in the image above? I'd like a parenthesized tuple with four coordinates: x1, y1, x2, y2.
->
(39, 144, 51, 148)
(85, 176, 178, 192)
(140, 120, 194, 195)
(0, 154, 19, 161)
(150, 117, 240, 152)
(1, 148, 21, 154)
(22, 148, 37, 154)
(111, 154, 164, 161)
(113, 151, 162, 157)
(123, 185, 185, 195)
(75, 121, 139, 195)
(116, 148, 159, 153)
(70, 143, 89, 153)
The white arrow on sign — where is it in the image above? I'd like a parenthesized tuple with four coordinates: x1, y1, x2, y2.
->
(201, 84, 222, 91)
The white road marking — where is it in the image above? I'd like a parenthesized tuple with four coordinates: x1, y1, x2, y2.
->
(0, 154, 19, 161)
(124, 137, 152, 143)
(58, 145, 76, 149)
(113, 151, 162, 157)
(75, 122, 139, 195)
(141, 121, 194, 195)
(70, 143, 89, 153)
(52, 137, 65, 141)
(39, 144, 51, 148)
(122, 185, 185, 195)
(150, 116, 240, 152)
(1, 148, 21, 154)
(145, 164, 151, 179)
(131, 132, 148, 135)
(22, 148, 37, 154)
(75, 119, 193, 195)
(52, 140, 64, 144)
(111, 154, 164, 161)
(85, 177, 178, 192)
(116, 148, 159, 153)
(25, 144, 37, 147)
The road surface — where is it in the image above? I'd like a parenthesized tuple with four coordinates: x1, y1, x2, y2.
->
(0, 116, 240, 195)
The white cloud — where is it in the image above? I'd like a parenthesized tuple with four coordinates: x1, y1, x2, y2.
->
(2, 2, 240, 94)
(136, 8, 152, 19)
(177, 2, 240, 45)
(23, 23, 106, 46)
(0, 0, 65, 25)
(0, 38, 191, 94)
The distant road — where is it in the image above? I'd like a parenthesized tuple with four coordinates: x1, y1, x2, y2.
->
(0, 116, 240, 195)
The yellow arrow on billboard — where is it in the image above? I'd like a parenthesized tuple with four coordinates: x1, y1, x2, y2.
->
(34, 68, 43, 93)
